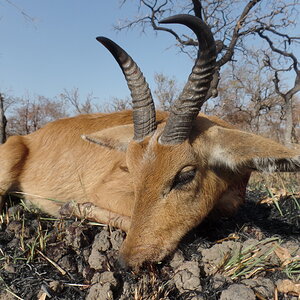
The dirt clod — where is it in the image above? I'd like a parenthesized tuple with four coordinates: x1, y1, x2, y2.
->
(173, 261, 202, 293)
(0, 188, 299, 299)
(201, 241, 241, 275)
(219, 284, 256, 300)
(87, 272, 117, 300)
(241, 278, 274, 299)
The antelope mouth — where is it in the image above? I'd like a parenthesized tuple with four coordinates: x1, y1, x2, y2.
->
(119, 243, 174, 269)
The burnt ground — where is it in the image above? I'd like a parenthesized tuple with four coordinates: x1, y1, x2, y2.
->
(0, 183, 299, 299)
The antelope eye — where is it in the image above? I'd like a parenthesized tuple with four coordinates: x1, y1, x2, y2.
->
(171, 167, 196, 190)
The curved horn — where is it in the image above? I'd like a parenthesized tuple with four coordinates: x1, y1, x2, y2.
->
(159, 15, 216, 145)
(96, 37, 156, 141)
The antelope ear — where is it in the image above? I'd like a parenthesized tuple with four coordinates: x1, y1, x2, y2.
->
(206, 127, 300, 172)
(82, 124, 133, 152)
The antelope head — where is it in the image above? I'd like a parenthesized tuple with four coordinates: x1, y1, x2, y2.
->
(84, 14, 300, 268)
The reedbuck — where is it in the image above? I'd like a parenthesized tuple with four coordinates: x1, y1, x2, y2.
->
(0, 15, 299, 268)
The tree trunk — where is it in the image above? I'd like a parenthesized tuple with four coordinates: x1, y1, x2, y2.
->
(283, 96, 293, 147)
(0, 93, 7, 144)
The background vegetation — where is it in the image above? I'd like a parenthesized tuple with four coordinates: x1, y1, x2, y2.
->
(1, 0, 299, 148)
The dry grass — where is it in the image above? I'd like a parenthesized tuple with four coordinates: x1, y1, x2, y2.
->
(249, 172, 300, 218)
(0, 201, 56, 266)
(249, 172, 299, 192)
(217, 237, 300, 282)
(132, 272, 173, 300)
(219, 238, 280, 279)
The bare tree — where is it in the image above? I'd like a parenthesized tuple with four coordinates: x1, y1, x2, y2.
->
(7, 95, 67, 135)
(116, 0, 300, 144)
(215, 62, 282, 134)
(293, 96, 300, 143)
(60, 88, 98, 114)
(116, 1, 297, 94)
(257, 29, 300, 146)
(0, 93, 7, 143)
(154, 72, 180, 111)
(102, 97, 132, 113)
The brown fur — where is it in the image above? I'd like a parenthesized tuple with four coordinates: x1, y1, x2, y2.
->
(0, 110, 299, 268)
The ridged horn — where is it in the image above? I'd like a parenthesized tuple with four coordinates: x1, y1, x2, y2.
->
(159, 14, 216, 145)
(96, 37, 156, 141)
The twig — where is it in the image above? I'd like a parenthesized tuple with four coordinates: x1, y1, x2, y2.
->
(5, 288, 24, 300)
(36, 249, 66, 276)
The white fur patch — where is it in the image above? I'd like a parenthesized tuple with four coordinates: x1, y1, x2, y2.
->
(208, 145, 239, 171)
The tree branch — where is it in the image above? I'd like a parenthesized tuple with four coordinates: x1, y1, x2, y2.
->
(217, 0, 261, 67)
(191, 0, 203, 19)
(257, 29, 300, 100)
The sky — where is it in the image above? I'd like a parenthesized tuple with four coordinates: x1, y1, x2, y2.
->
(0, 0, 193, 106)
